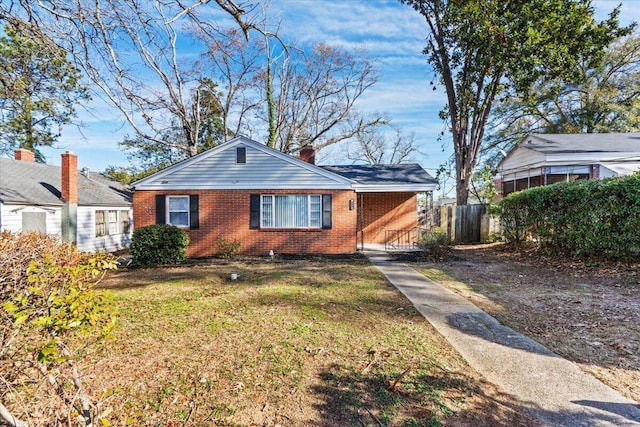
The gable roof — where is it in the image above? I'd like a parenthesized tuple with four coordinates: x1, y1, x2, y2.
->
(321, 164, 438, 192)
(132, 136, 438, 193)
(132, 136, 355, 190)
(519, 133, 640, 154)
(0, 158, 132, 207)
(497, 133, 640, 175)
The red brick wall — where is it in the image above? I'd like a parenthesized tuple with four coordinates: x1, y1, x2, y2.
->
(359, 192, 418, 244)
(61, 151, 78, 204)
(15, 148, 35, 162)
(133, 189, 357, 257)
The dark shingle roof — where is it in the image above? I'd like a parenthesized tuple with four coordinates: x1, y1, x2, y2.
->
(524, 133, 640, 154)
(0, 158, 131, 206)
(320, 163, 437, 186)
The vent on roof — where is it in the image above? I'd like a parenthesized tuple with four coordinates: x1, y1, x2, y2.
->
(236, 147, 246, 164)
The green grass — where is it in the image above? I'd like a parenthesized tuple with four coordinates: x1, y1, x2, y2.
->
(87, 257, 479, 426)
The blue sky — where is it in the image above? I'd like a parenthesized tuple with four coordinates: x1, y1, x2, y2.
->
(36, 0, 638, 198)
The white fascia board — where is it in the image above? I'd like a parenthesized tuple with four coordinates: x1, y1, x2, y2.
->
(80, 202, 132, 208)
(3, 201, 63, 208)
(352, 184, 438, 193)
(498, 162, 547, 177)
(546, 152, 640, 162)
(132, 183, 353, 191)
(499, 158, 597, 176)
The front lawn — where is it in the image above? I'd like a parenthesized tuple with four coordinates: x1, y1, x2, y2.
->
(91, 255, 533, 426)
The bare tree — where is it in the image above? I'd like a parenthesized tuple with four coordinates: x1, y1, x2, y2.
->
(1, 0, 263, 157)
(266, 43, 384, 154)
(197, 27, 265, 142)
(345, 117, 418, 164)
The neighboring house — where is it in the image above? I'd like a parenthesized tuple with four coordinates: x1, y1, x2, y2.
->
(0, 149, 133, 252)
(496, 133, 640, 197)
(131, 136, 437, 256)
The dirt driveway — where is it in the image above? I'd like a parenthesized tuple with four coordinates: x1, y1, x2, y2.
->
(401, 244, 640, 404)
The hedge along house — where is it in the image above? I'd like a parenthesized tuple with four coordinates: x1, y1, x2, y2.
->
(0, 149, 133, 252)
(496, 133, 640, 197)
(131, 136, 437, 257)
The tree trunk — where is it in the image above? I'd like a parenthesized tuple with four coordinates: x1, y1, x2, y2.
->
(455, 153, 470, 205)
(266, 59, 277, 148)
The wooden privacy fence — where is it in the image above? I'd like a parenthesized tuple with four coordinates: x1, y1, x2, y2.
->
(430, 204, 493, 243)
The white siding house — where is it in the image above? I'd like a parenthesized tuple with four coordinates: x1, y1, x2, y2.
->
(0, 150, 132, 252)
(496, 133, 640, 196)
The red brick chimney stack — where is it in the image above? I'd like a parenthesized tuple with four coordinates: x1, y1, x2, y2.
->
(299, 144, 315, 165)
(61, 151, 78, 204)
(15, 148, 35, 162)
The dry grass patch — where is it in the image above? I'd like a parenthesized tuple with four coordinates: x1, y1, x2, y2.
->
(83, 256, 534, 426)
(402, 244, 640, 404)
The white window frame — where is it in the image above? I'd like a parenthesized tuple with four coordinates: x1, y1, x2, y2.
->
(95, 210, 107, 237)
(95, 209, 131, 237)
(260, 194, 322, 229)
(108, 210, 119, 235)
(167, 195, 190, 228)
(120, 210, 131, 234)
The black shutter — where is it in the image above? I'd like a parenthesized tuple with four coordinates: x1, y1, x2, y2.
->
(322, 194, 332, 229)
(155, 195, 166, 224)
(250, 194, 260, 229)
(189, 195, 199, 229)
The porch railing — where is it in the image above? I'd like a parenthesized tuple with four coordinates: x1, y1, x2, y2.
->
(384, 228, 422, 251)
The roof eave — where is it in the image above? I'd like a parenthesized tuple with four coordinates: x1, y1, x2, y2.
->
(353, 183, 437, 193)
(131, 183, 354, 191)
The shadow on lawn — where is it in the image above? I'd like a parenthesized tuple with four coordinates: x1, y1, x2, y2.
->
(310, 362, 637, 426)
(309, 363, 542, 426)
(310, 363, 456, 426)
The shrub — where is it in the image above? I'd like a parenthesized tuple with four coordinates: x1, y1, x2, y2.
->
(497, 175, 640, 260)
(130, 224, 190, 266)
(418, 228, 451, 259)
(0, 231, 118, 426)
(215, 237, 242, 259)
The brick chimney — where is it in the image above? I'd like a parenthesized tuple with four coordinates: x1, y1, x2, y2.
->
(61, 151, 78, 243)
(299, 144, 315, 165)
(61, 151, 78, 203)
(15, 148, 35, 162)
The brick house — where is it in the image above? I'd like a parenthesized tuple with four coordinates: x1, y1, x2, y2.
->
(131, 136, 437, 257)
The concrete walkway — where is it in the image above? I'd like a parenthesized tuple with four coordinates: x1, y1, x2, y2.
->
(365, 251, 640, 427)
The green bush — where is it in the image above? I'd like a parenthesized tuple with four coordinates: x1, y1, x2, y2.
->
(497, 175, 640, 260)
(418, 228, 451, 259)
(130, 224, 190, 266)
(215, 237, 242, 259)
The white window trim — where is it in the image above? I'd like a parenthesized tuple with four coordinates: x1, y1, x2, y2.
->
(95, 210, 107, 237)
(260, 194, 322, 229)
(95, 209, 131, 237)
(167, 195, 190, 228)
